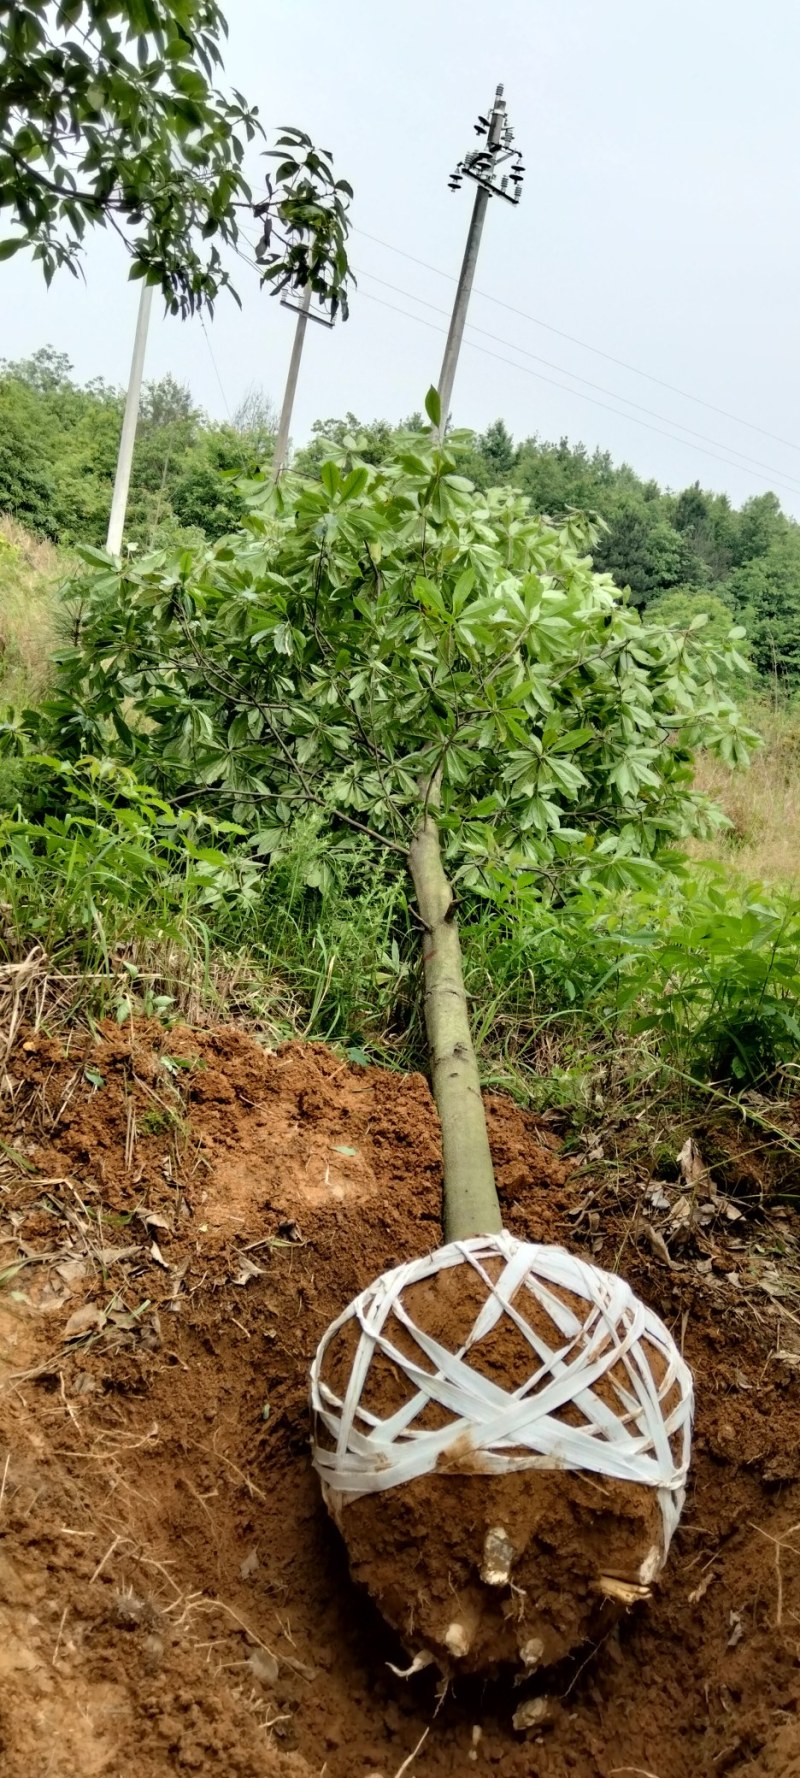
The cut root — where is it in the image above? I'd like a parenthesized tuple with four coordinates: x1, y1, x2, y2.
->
(594, 1575, 652, 1606)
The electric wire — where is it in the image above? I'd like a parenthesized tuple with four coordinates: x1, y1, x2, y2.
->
(353, 266, 800, 494)
(355, 287, 800, 501)
(232, 231, 800, 499)
(353, 225, 800, 458)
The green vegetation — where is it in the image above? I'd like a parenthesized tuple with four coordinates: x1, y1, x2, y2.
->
(1, 399, 798, 1121)
(0, 1, 353, 317)
(0, 347, 276, 552)
(3, 361, 799, 695)
(0, 515, 66, 705)
(299, 415, 800, 692)
(1, 352, 800, 1126)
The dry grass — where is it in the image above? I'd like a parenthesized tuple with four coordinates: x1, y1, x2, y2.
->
(692, 702, 800, 886)
(0, 514, 69, 705)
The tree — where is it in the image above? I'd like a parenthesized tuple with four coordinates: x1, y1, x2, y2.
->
(594, 495, 703, 606)
(0, 351, 276, 547)
(0, 390, 55, 534)
(734, 492, 785, 566)
(479, 418, 515, 479)
(0, 349, 124, 543)
(721, 533, 800, 690)
(293, 414, 397, 478)
(43, 403, 756, 1236)
(231, 386, 277, 461)
(0, 1, 353, 317)
(671, 482, 737, 582)
(513, 436, 620, 516)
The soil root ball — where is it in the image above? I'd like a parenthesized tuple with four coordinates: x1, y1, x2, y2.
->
(310, 1232, 693, 1674)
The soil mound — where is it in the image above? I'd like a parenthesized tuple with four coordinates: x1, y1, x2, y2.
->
(0, 1021, 799, 1776)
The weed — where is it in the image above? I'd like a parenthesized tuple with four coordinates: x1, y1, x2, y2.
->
(0, 517, 66, 707)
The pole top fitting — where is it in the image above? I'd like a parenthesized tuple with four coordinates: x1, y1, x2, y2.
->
(449, 85, 525, 206)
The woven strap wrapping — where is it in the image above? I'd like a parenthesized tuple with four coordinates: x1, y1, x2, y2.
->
(311, 1232, 693, 1551)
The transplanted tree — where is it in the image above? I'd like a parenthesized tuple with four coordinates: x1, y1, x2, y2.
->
(0, 0, 353, 316)
(46, 391, 757, 1240)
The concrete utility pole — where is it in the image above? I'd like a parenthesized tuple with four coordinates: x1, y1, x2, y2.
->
(271, 284, 312, 479)
(271, 284, 339, 479)
(106, 281, 153, 557)
(437, 84, 525, 437)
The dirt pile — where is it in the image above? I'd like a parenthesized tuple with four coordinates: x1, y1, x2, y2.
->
(0, 1022, 799, 1777)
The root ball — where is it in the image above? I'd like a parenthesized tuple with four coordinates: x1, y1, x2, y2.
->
(311, 1234, 692, 1674)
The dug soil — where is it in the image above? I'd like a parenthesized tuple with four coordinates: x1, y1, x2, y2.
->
(1, 1021, 800, 1777)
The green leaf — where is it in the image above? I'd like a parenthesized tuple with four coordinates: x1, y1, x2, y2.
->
(320, 460, 340, 498)
(424, 386, 441, 428)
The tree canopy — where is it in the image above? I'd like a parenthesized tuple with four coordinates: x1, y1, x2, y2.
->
(0, 0, 353, 316)
(33, 415, 755, 899)
(294, 414, 800, 693)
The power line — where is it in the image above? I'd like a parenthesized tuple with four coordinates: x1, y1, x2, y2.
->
(355, 267, 800, 494)
(353, 225, 800, 459)
(232, 234, 800, 500)
(356, 287, 800, 502)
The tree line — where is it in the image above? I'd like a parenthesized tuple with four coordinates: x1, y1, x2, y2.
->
(0, 345, 276, 550)
(299, 414, 800, 691)
(2, 350, 799, 689)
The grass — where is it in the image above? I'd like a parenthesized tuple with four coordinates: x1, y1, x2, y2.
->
(693, 700, 800, 885)
(0, 515, 66, 706)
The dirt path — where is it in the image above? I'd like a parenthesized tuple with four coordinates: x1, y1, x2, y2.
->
(1, 1023, 800, 1777)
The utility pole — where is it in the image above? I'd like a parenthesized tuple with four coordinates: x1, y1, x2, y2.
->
(106, 281, 154, 556)
(271, 285, 312, 478)
(437, 84, 525, 436)
(271, 284, 336, 479)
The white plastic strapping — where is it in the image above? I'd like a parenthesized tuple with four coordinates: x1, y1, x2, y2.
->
(310, 1231, 693, 1553)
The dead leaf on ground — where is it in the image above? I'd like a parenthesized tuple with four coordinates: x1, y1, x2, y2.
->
(63, 1303, 106, 1341)
(643, 1223, 677, 1269)
(96, 1245, 141, 1268)
(232, 1254, 264, 1287)
(678, 1136, 709, 1191)
(54, 1258, 87, 1291)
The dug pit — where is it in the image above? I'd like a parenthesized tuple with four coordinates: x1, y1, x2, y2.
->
(0, 1023, 799, 1778)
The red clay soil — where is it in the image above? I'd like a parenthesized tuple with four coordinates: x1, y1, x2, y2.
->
(0, 1022, 800, 1778)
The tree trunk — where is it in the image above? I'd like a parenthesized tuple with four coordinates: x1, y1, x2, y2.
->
(408, 806, 502, 1242)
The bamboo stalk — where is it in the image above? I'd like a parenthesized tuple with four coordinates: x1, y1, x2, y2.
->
(408, 804, 502, 1241)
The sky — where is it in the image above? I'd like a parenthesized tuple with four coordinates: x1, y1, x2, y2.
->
(4, 0, 800, 515)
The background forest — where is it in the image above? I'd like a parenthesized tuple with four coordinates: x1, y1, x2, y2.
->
(3, 346, 799, 690)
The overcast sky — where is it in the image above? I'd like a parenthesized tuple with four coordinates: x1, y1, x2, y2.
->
(4, 0, 800, 514)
